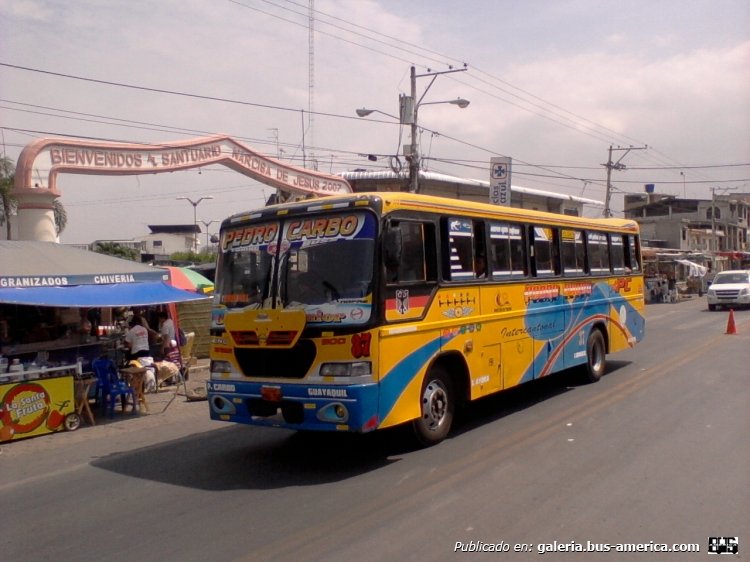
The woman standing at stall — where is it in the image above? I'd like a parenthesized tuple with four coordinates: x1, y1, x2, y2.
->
(157, 311, 175, 356)
(124, 315, 150, 360)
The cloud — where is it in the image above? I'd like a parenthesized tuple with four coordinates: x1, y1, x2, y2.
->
(497, 41, 750, 159)
(1, 0, 748, 241)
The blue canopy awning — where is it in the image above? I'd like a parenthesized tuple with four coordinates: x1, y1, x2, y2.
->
(0, 281, 210, 307)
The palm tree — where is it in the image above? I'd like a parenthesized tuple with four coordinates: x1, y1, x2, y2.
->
(0, 155, 67, 239)
(0, 156, 15, 240)
(53, 198, 67, 236)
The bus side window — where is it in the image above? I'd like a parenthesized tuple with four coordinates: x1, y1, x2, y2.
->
(489, 222, 527, 279)
(610, 233, 626, 273)
(587, 231, 611, 275)
(473, 221, 487, 279)
(385, 221, 435, 284)
(531, 226, 560, 277)
(562, 229, 586, 275)
(624, 234, 641, 272)
(444, 217, 475, 281)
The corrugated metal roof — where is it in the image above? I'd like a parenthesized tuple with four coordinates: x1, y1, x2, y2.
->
(339, 170, 603, 206)
(0, 241, 161, 280)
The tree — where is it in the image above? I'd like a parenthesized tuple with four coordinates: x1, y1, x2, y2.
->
(92, 241, 140, 261)
(53, 198, 67, 236)
(0, 156, 16, 240)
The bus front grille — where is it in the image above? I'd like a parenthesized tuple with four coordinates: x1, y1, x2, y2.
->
(234, 340, 316, 379)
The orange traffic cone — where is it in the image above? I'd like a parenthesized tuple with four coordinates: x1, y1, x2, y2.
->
(725, 309, 737, 335)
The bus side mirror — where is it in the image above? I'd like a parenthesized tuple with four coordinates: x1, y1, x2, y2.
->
(383, 228, 402, 270)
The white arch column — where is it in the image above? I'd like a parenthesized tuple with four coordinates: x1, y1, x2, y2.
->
(14, 187, 60, 242)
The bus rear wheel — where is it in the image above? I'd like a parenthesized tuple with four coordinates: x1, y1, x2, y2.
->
(412, 367, 454, 447)
(583, 329, 606, 383)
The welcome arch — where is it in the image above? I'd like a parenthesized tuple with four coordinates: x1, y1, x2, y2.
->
(12, 134, 351, 241)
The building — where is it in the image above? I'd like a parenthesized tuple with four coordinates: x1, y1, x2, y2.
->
(93, 224, 199, 262)
(624, 191, 750, 254)
(624, 190, 750, 295)
(340, 170, 603, 216)
(138, 224, 199, 258)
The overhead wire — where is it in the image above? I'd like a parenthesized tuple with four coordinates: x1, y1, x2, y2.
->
(259, 0, 660, 151)
(2, 94, 747, 191)
(1, 1, 745, 193)
(257, 0, 743, 190)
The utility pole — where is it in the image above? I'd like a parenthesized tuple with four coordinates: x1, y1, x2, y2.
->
(307, 0, 315, 170)
(268, 128, 281, 158)
(404, 65, 469, 193)
(408, 65, 419, 193)
(603, 145, 647, 217)
(710, 187, 717, 252)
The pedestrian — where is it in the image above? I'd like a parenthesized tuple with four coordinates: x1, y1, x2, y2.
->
(124, 315, 151, 360)
(667, 274, 677, 303)
(86, 307, 101, 337)
(157, 311, 175, 356)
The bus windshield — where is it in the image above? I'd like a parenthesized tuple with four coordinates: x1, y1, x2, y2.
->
(216, 211, 376, 326)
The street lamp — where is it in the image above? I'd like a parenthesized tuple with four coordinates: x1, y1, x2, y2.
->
(357, 65, 469, 193)
(200, 219, 217, 252)
(176, 196, 214, 253)
(355, 108, 400, 119)
(419, 97, 470, 109)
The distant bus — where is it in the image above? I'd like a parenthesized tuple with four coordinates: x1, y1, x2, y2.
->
(207, 192, 645, 445)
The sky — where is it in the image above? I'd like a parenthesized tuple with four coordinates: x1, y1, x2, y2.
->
(1, 0, 748, 245)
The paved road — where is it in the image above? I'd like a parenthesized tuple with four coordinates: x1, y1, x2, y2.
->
(2, 298, 748, 561)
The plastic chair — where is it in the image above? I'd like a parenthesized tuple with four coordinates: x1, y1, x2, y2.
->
(92, 358, 137, 417)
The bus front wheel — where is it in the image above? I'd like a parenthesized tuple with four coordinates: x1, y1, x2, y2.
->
(584, 329, 606, 383)
(412, 367, 454, 447)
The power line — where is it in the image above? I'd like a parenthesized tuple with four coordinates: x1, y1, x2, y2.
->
(265, 0, 745, 190)
(0, 62, 367, 122)
(226, 1, 650, 150)
(247, 0, 666, 152)
(224, 1, 417, 67)
(2, 65, 744, 191)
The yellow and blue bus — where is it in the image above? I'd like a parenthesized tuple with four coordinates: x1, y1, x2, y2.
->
(207, 192, 645, 445)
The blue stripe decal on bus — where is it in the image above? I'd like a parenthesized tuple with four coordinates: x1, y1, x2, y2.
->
(379, 335, 449, 420)
(519, 282, 645, 383)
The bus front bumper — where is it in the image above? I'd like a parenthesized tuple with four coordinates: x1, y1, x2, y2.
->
(207, 379, 380, 433)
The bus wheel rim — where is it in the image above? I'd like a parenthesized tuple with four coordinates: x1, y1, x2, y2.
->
(422, 380, 448, 430)
(592, 339, 604, 372)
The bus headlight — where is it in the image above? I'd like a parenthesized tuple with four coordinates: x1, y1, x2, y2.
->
(317, 402, 349, 423)
(320, 361, 372, 377)
(211, 360, 236, 374)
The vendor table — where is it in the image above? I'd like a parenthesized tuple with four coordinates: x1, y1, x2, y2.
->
(120, 366, 149, 414)
(2, 336, 124, 372)
(74, 377, 97, 425)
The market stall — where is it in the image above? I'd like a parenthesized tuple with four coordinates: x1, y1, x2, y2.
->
(0, 241, 209, 442)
